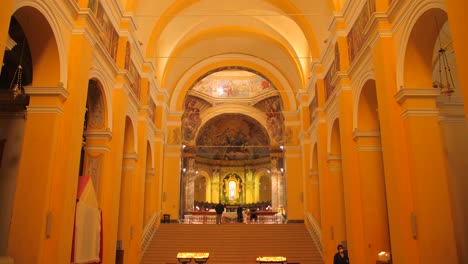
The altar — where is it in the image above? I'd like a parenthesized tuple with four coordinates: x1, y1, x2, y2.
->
(183, 210, 284, 224)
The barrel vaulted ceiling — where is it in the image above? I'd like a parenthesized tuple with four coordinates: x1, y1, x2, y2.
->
(132, 0, 335, 110)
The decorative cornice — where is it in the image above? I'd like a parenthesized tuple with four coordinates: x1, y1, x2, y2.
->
(145, 178, 154, 184)
(123, 152, 138, 160)
(328, 11, 345, 33)
(326, 153, 341, 162)
(122, 165, 136, 171)
(329, 167, 342, 173)
(24, 85, 69, 102)
(401, 109, 439, 119)
(395, 88, 440, 104)
(26, 106, 64, 115)
(84, 129, 113, 140)
(83, 146, 111, 152)
(368, 13, 392, 49)
(352, 129, 380, 140)
(356, 145, 382, 152)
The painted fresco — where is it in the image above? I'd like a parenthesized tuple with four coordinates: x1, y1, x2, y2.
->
(182, 96, 212, 142)
(192, 71, 273, 98)
(195, 114, 270, 160)
(347, 0, 376, 64)
(254, 96, 284, 143)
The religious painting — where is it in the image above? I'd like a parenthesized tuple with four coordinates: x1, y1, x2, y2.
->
(255, 96, 285, 143)
(195, 114, 270, 160)
(182, 96, 211, 142)
(228, 181, 237, 201)
(324, 61, 336, 100)
(95, 2, 119, 61)
(191, 70, 274, 98)
(347, 0, 376, 63)
(221, 174, 243, 203)
(124, 41, 131, 71)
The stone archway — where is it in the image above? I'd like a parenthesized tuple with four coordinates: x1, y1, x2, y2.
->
(179, 68, 286, 219)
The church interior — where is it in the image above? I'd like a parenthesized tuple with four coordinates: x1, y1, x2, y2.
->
(1, 0, 468, 263)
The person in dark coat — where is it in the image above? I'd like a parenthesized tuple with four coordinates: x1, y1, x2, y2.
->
(333, 244, 350, 264)
(215, 202, 225, 224)
(237, 205, 243, 223)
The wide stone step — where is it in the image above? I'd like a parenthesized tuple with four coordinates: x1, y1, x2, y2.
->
(141, 224, 324, 264)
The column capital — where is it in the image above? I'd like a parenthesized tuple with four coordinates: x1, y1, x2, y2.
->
(395, 87, 440, 104)
(24, 85, 69, 115)
(24, 85, 69, 102)
(395, 88, 440, 119)
(326, 153, 341, 162)
(123, 152, 138, 160)
(352, 129, 381, 139)
(84, 129, 113, 141)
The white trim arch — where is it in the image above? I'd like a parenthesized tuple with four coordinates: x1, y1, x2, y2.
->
(146, 140, 155, 170)
(14, 0, 68, 86)
(327, 116, 341, 154)
(396, 0, 447, 90)
(352, 70, 376, 131)
(169, 53, 297, 113)
(89, 68, 114, 131)
(124, 114, 139, 154)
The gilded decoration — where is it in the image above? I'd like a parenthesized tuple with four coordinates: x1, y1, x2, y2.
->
(221, 173, 243, 203)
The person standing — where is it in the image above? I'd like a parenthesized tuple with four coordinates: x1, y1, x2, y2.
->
(334, 244, 350, 264)
(215, 201, 225, 224)
(237, 205, 243, 223)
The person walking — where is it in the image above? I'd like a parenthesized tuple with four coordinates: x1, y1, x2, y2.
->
(215, 201, 225, 224)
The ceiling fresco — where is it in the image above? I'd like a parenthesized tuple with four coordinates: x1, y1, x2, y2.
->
(192, 70, 273, 98)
